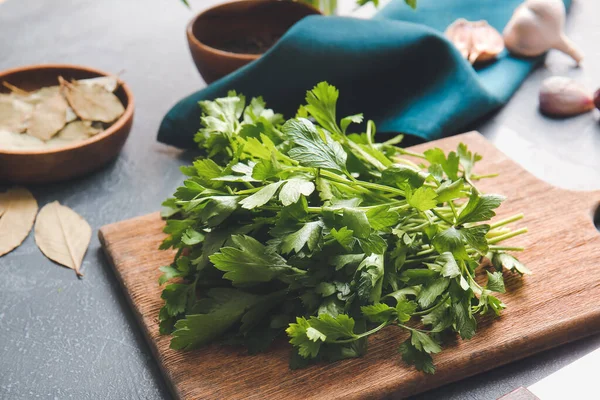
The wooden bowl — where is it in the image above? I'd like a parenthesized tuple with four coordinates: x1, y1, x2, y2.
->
(187, 0, 321, 84)
(0, 64, 134, 184)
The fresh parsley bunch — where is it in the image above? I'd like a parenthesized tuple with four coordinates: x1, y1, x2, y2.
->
(159, 82, 529, 373)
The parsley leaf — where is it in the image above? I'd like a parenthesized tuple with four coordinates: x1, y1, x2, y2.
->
(418, 278, 449, 308)
(239, 181, 284, 209)
(411, 331, 442, 354)
(406, 186, 438, 211)
(453, 300, 477, 340)
(424, 148, 459, 180)
(432, 227, 469, 259)
(361, 302, 396, 323)
(457, 192, 505, 225)
(399, 339, 436, 374)
(491, 252, 532, 275)
(303, 81, 341, 135)
(281, 221, 323, 254)
(343, 208, 371, 239)
(284, 118, 347, 173)
(366, 205, 399, 231)
(279, 178, 315, 206)
(209, 235, 296, 286)
(486, 271, 506, 293)
(170, 288, 260, 350)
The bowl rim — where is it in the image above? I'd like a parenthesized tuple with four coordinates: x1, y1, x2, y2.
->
(0, 63, 135, 156)
(186, 0, 321, 60)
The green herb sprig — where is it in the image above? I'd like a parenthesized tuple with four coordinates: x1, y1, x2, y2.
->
(158, 82, 529, 373)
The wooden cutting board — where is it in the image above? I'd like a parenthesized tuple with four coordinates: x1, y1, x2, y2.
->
(99, 131, 600, 400)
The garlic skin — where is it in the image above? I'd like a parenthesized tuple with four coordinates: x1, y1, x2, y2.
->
(539, 76, 594, 117)
(503, 0, 583, 64)
(594, 88, 600, 111)
(445, 19, 504, 65)
(469, 21, 505, 64)
(445, 19, 472, 60)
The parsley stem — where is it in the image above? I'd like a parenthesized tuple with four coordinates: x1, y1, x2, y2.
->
(393, 157, 420, 169)
(486, 228, 511, 238)
(236, 187, 262, 195)
(449, 202, 458, 220)
(320, 169, 408, 198)
(405, 222, 430, 232)
(489, 245, 524, 251)
(404, 255, 438, 265)
(488, 228, 528, 245)
(332, 321, 390, 343)
(471, 173, 499, 180)
(412, 293, 449, 316)
(357, 181, 406, 196)
(415, 248, 435, 257)
(431, 209, 454, 225)
(396, 148, 427, 160)
(489, 214, 524, 230)
(397, 323, 435, 334)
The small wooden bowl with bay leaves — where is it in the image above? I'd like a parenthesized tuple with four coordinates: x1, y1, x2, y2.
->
(0, 64, 134, 183)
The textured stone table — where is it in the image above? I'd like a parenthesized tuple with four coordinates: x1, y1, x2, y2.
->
(1, 0, 599, 399)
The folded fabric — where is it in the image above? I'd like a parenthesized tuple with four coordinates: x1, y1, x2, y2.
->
(158, 0, 571, 149)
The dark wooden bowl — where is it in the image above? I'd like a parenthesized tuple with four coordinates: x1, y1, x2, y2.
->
(0, 64, 134, 184)
(187, 0, 321, 84)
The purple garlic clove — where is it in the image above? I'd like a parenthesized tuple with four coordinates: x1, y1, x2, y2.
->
(539, 76, 594, 117)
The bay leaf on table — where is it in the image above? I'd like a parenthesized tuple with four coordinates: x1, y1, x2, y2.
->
(60, 77, 124, 123)
(0, 187, 38, 257)
(27, 93, 68, 141)
(0, 95, 33, 133)
(34, 201, 92, 277)
(0, 129, 46, 150)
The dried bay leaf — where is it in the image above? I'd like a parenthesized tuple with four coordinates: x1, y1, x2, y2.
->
(79, 76, 119, 92)
(60, 77, 124, 123)
(66, 106, 77, 123)
(0, 95, 33, 133)
(56, 120, 102, 140)
(34, 201, 91, 277)
(0, 187, 38, 257)
(0, 129, 46, 150)
(27, 93, 68, 140)
(21, 86, 61, 105)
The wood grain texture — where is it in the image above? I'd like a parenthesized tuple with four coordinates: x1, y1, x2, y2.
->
(99, 131, 600, 400)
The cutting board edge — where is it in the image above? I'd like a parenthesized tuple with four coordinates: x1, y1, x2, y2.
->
(98, 228, 183, 400)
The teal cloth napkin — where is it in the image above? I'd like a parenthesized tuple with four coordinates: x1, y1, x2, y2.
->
(158, 0, 571, 149)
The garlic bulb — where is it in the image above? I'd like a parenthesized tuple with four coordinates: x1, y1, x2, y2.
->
(594, 88, 600, 111)
(539, 76, 594, 117)
(445, 19, 504, 65)
(503, 0, 583, 64)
